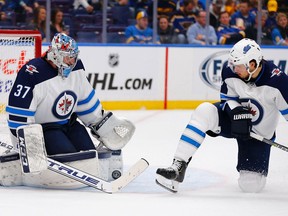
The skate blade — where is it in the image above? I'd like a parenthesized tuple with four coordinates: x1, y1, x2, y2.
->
(155, 174, 179, 193)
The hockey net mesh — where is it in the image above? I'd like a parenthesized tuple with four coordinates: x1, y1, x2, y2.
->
(0, 31, 41, 140)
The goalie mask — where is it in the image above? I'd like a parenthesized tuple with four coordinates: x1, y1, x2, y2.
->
(47, 33, 79, 78)
(228, 38, 263, 81)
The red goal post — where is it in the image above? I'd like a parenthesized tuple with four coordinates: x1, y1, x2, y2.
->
(0, 30, 42, 122)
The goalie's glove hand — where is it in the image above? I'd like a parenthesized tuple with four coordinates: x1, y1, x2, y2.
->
(228, 106, 252, 140)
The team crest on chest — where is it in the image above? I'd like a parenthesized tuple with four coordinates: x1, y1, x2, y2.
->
(52, 91, 77, 119)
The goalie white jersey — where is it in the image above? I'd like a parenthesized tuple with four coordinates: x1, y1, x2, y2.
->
(6, 57, 103, 138)
(220, 60, 288, 139)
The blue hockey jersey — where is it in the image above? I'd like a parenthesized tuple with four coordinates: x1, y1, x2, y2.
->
(6, 57, 103, 137)
(220, 60, 288, 139)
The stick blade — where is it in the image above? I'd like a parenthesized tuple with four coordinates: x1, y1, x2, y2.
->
(111, 158, 149, 193)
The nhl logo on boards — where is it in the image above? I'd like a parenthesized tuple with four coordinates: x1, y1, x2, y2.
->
(108, 53, 119, 67)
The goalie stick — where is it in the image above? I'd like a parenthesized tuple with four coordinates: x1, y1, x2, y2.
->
(250, 132, 288, 152)
(0, 140, 149, 193)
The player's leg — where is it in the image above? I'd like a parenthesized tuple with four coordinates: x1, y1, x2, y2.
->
(67, 120, 96, 151)
(236, 138, 271, 193)
(156, 102, 221, 192)
(42, 124, 78, 155)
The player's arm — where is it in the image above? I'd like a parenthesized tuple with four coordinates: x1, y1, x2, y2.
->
(75, 69, 135, 150)
(220, 66, 252, 140)
(6, 65, 36, 137)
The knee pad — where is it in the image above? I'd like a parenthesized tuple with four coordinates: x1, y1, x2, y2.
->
(238, 170, 266, 193)
(191, 102, 219, 132)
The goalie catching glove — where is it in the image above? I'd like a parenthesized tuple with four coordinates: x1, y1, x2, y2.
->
(90, 112, 135, 150)
(228, 106, 252, 140)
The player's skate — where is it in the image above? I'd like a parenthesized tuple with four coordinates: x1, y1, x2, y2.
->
(155, 158, 188, 193)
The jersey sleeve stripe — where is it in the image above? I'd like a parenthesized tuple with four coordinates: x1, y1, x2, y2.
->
(76, 99, 100, 116)
(220, 93, 239, 101)
(280, 109, 288, 115)
(6, 106, 35, 117)
(77, 90, 95, 105)
(7, 121, 27, 129)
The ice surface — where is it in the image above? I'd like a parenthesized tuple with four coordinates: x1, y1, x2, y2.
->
(1, 110, 288, 216)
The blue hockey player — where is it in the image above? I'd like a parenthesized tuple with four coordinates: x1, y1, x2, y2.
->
(6, 33, 135, 155)
(156, 38, 288, 193)
(2, 33, 136, 187)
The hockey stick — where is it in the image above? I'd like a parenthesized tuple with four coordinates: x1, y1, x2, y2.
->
(0, 140, 149, 193)
(47, 157, 149, 193)
(250, 132, 288, 152)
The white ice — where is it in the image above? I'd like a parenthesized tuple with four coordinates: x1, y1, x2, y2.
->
(1, 110, 288, 216)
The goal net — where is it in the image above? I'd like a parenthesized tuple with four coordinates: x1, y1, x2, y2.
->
(0, 30, 42, 137)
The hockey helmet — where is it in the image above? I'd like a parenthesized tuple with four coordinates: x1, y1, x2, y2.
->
(47, 33, 79, 78)
(228, 38, 262, 70)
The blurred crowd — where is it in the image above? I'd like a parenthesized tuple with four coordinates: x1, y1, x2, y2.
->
(0, 0, 288, 45)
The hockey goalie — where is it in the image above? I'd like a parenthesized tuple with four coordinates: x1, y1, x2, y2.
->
(0, 33, 136, 189)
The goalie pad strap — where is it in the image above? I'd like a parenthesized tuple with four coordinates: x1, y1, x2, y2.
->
(49, 151, 96, 163)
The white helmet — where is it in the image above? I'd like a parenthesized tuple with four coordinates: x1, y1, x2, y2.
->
(228, 38, 263, 81)
(47, 33, 79, 78)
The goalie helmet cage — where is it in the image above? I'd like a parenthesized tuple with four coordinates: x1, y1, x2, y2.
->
(0, 30, 42, 126)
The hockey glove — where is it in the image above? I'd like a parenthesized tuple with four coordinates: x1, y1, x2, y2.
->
(229, 106, 252, 140)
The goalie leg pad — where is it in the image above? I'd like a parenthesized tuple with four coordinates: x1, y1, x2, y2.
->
(238, 170, 266, 193)
(22, 150, 100, 189)
(0, 152, 22, 186)
(90, 112, 135, 150)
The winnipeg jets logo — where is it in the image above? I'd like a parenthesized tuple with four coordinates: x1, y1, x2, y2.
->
(52, 91, 77, 119)
(270, 68, 282, 78)
(240, 98, 263, 125)
(25, 65, 39, 75)
(58, 94, 73, 114)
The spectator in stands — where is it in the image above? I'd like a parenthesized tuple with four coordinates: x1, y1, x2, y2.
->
(147, 0, 177, 23)
(186, 10, 217, 45)
(5, 0, 39, 24)
(224, 0, 237, 16)
(271, 12, 288, 46)
(73, 0, 101, 14)
(230, 0, 256, 31)
(216, 11, 245, 45)
(245, 11, 273, 45)
(111, 0, 133, 25)
(31, 5, 46, 42)
(157, 15, 178, 44)
(0, 0, 5, 11)
(133, 0, 151, 14)
(249, 0, 258, 16)
(265, 0, 278, 33)
(170, 0, 197, 44)
(209, 0, 224, 29)
(125, 10, 160, 44)
(50, 7, 69, 37)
